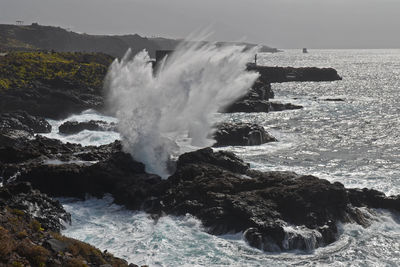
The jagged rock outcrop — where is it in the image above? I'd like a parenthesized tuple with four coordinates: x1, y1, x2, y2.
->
(238, 80, 274, 102)
(155, 148, 400, 251)
(0, 84, 104, 120)
(6, 137, 400, 252)
(0, 111, 51, 148)
(3, 112, 399, 254)
(0, 133, 164, 210)
(213, 122, 277, 147)
(0, 111, 51, 134)
(0, 182, 70, 232)
(224, 79, 302, 113)
(59, 120, 116, 135)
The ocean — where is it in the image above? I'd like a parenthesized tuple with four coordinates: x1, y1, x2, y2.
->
(43, 49, 400, 266)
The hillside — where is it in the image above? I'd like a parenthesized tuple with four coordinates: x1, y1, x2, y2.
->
(0, 23, 279, 57)
(0, 51, 113, 90)
(0, 23, 161, 57)
(0, 51, 114, 118)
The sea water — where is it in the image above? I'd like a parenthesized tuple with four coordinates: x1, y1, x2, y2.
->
(43, 49, 400, 266)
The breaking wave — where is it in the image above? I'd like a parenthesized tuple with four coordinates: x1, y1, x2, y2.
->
(105, 39, 258, 176)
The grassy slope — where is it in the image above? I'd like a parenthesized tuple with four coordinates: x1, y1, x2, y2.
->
(0, 52, 114, 91)
(0, 207, 129, 267)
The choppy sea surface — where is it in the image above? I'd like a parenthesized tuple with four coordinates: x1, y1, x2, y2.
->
(46, 49, 400, 266)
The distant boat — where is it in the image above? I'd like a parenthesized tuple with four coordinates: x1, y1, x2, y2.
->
(303, 48, 308, 53)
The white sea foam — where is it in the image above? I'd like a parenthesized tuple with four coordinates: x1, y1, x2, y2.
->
(61, 196, 400, 267)
(105, 39, 259, 177)
(40, 110, 120, 146)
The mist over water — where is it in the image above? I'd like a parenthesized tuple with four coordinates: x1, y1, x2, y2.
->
(105, 41, 259, 176)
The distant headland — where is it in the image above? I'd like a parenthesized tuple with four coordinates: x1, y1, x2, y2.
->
(0, 23, 280, 57)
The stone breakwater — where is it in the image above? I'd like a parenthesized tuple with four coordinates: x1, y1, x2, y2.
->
(247, 64, 342, 83)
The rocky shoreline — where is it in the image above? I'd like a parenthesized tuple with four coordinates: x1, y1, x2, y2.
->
(2, 51, 397, 265)
(1, 111, 399, 256)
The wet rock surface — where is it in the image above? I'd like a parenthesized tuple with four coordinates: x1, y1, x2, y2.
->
(0, 86, 103, 119)
(0, 133, 164, 210)
(156, 148, 400, 251)
(213, 122, 277, 147)
(59, 120, 116, 135)
(0, 182, 70, 232)
(2, 131, 400, 253)
(0, 111, 51, 134)
(0, 111, 52, 149)
(236, 80, 274, 102)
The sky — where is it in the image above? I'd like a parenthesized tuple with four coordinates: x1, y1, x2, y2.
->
(0, 0, 399, 49)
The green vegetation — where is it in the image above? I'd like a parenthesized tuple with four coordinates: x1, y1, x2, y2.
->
(0, 51, 114, 91)
(0, 207, 130, 266)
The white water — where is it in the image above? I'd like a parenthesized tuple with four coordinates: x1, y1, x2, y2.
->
(42, 109, 119, 146)
(39, 49, 400, 266)
(105, 42, 259, 176)
(61, 196, 400, 267)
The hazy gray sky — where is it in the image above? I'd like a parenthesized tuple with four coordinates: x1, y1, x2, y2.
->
(1, 0, 399, 49)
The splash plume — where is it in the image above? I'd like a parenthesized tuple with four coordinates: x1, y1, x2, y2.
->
(105, 39, 259, 177)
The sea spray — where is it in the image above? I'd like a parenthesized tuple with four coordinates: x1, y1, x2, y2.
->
(105, 40, 259, 177)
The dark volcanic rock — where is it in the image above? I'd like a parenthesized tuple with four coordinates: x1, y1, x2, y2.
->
(176, 147, 250, 174)
(237, 80, 274, 102)
(224, 80, 276, 113)
(224, 100, 302, 113)
(155, 148, 400, 252)
(17, 148, 164, 210)
(0, 133, 165, 210)
(0, 111, 51, 134)
(59, 120, 116, 135)
(213, 123, 277, 147)
(247, 65, 342, 83)
(0, 86, 103, 119)
(0, 182, 70, 232)
(3, 131, 400, 253)
(0, 111, 51, 149)
(225, 100, 271, 113)
(249, 80, 275, 100)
